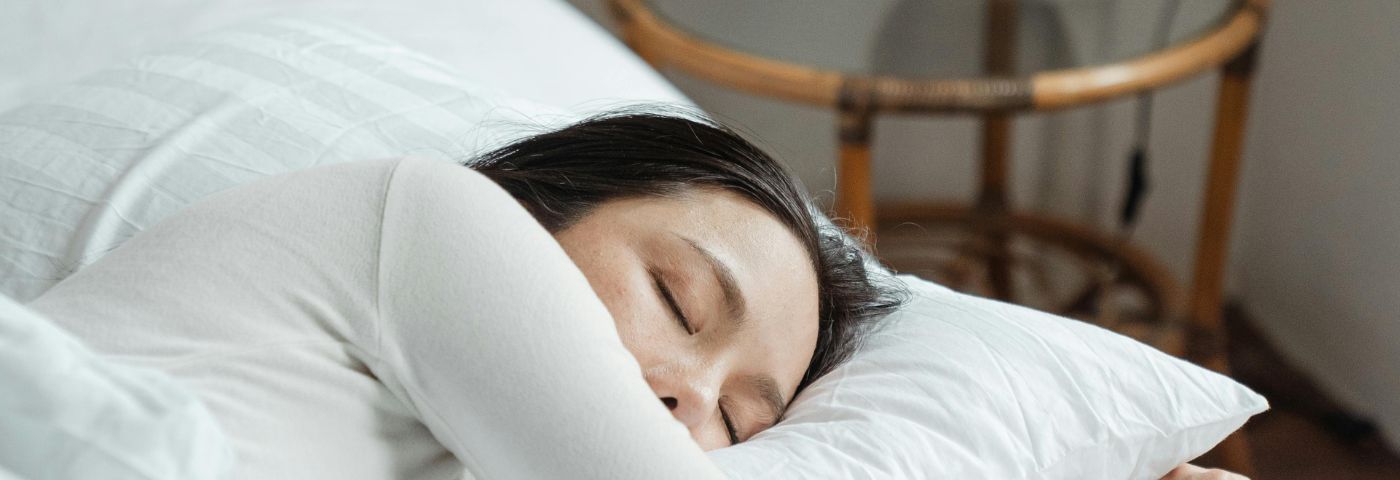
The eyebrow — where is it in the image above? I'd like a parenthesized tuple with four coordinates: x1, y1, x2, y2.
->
(679, 236, 748, 326)
(678, 235, 787, 430)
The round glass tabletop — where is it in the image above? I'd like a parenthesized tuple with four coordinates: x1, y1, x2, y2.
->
(646, 0, 1238, 78)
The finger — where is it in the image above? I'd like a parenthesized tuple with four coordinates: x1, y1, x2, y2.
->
(1166, 464, 1207, 478)
(1166, 463, 1249, 480)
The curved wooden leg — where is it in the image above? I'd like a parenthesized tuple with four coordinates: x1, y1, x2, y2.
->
(1190, 45, 1260, 476)
(836, 108, 876, 239)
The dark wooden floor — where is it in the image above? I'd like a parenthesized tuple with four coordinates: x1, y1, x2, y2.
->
(1218, 305, 1400, 479)
(1246, 410, 1400, 479)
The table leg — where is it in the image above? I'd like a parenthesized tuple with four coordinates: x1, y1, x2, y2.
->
(836, 108, 875, 238)
(1190, 44, 1260, 476)
(978, 113, 1015, 300)
(980, 0, 1018, 300)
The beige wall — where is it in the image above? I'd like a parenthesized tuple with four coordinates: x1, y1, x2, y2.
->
(568, 0, 1400, 450)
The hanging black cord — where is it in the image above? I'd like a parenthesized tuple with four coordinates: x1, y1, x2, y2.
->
(1083, 1, 1186, 327)
(1119, 0, 1182, 234)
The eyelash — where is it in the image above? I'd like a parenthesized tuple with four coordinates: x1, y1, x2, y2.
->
(652, 271, 694, 335)
(720, 404, 740, 445)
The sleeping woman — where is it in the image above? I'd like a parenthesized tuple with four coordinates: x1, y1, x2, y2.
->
(27, 111, 1241, 479)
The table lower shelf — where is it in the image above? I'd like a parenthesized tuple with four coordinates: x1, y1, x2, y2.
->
(870, 201, 1187, 356)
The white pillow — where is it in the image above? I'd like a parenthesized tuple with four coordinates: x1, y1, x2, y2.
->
(710, 275, 1268, 479)
(0, 294, 232, 480)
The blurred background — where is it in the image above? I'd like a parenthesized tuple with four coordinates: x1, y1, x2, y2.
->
(570, 0, 1400, 477)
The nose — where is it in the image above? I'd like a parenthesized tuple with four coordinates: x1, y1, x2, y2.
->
(646, 365, 721, 430)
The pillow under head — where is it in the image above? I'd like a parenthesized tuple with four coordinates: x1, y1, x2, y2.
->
(710, 275, 1267, 479)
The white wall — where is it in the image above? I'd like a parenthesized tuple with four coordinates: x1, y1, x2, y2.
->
(569, 0, 1400, 450)
(1232, 0, 1400, 450)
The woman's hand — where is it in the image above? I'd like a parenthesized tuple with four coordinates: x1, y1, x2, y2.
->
(1161, 463, 1249, 479)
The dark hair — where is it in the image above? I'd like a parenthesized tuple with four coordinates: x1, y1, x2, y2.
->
(468, 109, 905, 392)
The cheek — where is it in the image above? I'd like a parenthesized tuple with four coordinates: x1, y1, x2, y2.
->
(604, 277, 672, 369)
(565, 246, 667, 363)
(557, 232, 633, 319)
(553, 225, 673, 369)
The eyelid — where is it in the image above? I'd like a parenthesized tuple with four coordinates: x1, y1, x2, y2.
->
(651, 269, 694, 334)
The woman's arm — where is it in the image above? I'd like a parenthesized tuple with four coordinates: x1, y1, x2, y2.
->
(371, 158, 724, 479)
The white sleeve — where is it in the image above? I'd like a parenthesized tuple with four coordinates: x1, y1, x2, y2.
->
(371, 158, 725, 479)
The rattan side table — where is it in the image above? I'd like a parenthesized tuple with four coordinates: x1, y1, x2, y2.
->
(610, 0, 1269, 472)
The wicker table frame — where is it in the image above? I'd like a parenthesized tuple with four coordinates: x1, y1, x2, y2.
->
(610, 0, 1269, 472)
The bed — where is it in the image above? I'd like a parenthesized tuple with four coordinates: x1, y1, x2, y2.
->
(0, 1, 1266, 479)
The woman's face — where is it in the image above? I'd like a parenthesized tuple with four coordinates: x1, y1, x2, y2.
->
(554, 189, 819, 450)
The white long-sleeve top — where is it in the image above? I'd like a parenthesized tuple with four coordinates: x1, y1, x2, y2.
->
(29, 158, 724, 480)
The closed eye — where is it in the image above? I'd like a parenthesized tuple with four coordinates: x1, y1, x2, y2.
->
(651, 269, 694, 334)
(720, 403, 740, 445)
